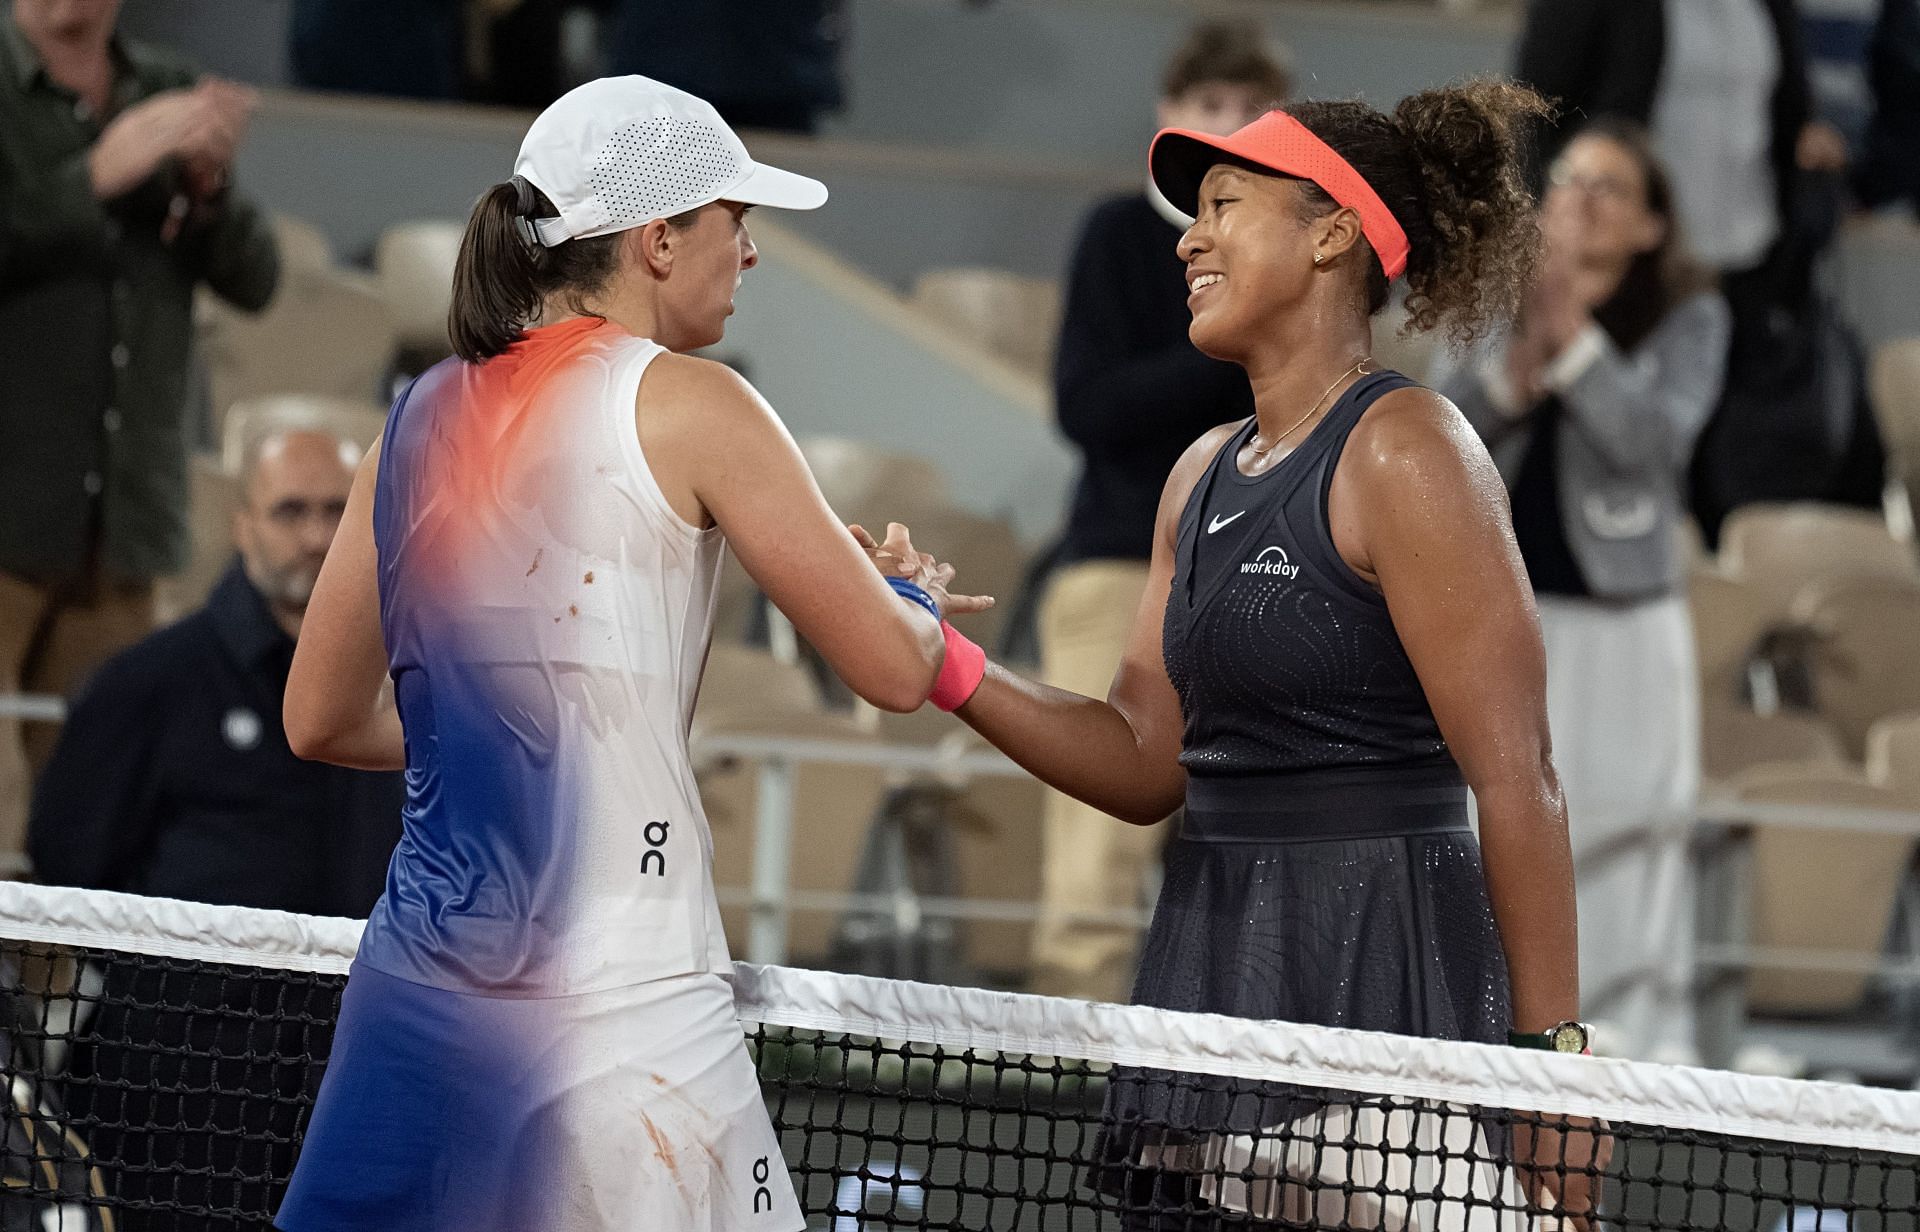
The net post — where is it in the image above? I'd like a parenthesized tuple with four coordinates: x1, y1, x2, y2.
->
(747, 754, 797, 965)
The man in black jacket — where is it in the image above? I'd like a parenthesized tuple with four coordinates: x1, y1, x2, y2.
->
(1030, 20, 1288, 1003)
(30, 423, 402, 916)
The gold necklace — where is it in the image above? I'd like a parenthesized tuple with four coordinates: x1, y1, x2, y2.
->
(1248, 357, 1377, 457)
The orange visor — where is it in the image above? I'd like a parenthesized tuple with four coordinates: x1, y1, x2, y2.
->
(1150, 111, 1412, 282)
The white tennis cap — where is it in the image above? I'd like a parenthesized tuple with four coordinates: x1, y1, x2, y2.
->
(513, 75, 828, 248)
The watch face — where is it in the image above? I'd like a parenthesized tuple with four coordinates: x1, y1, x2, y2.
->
(1549, 1022, 1589, 1054)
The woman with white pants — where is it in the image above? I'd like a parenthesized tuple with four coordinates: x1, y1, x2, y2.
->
(1435, 120, 1730, 1060)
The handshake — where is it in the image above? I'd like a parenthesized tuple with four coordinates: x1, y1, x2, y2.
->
(847, 521, 996, 623)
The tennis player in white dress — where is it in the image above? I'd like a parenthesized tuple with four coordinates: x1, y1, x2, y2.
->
(274, 76, 987, 1232)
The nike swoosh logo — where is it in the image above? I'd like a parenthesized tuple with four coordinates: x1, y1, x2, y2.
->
(1207, 511, 1246, 534)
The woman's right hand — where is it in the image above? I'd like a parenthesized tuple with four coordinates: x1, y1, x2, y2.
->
(847, 522, 995, 620)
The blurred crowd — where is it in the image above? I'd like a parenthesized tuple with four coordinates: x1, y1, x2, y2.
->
(3, 0, 1919, 1068)
(286, 0, 844, 133)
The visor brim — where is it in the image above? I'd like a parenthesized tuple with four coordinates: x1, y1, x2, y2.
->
(728, 160, 829, 211)
(1149, 129, 1240, 220)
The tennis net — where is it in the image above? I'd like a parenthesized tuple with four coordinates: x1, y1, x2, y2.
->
(2, 883, 1917, 1230)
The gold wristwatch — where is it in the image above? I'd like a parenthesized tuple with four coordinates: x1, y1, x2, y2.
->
(1507, 1021, 1592, 1054)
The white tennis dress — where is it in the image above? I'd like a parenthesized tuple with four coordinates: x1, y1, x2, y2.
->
(276, 316, 802, 1232)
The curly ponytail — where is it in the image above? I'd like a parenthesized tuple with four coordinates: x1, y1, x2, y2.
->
(1285, 79, 1553, 348)
(447, 179, 624, 363)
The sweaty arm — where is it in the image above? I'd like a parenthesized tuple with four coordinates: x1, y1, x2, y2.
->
(285, 438, 405, 770)
(636, 354, 944, 713)
(948, 426, 1236, 825)
(1332, 389, 1580, 1033)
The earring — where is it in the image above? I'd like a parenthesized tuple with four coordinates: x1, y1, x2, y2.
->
(1312, 252, 1324, 265)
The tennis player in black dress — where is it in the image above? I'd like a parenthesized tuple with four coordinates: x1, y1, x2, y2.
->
(871, 81, 1606, 1228)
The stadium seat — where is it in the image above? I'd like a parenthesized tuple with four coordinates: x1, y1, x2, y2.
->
(1687, 568, 1778, 703)
(1871, 338, 1920, 541)
(1699, 697, 1847, 791)
(268, 212, 335, 279)
(693, 644, 892, 962)
(1790, 578, 1920, 757)
(1717, 504, 1920, 615)
(909, 268, 1062, 378)
(1870, 337, 1920, 461)
(1725, 762, 1917, 1015)
(870, 708, 1045, 983)
(797, 436, 953, 534)
(1868, 712, 1920, 802)
(197, 270, 397, 437)
(374, 220, 464, 363)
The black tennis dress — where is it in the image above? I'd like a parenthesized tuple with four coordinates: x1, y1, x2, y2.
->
(1100, 371, 1513, 1180)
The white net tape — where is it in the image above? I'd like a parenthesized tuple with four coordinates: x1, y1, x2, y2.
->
(3, 881, 1918, 1155)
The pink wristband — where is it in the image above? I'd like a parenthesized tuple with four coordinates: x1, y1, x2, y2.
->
(929, 622, 987, 712)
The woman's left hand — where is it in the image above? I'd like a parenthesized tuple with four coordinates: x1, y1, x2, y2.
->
(1513, 1114, 1614, 1232)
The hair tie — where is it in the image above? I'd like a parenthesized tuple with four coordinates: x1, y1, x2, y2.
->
(508, 174, 537, 217)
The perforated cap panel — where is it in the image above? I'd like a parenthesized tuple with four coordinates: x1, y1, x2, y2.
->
(589, 116, 745, 229)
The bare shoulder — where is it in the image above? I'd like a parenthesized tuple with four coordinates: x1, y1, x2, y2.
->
(1342, 386, 1504, 501)
(1154, 419, 1246, 548)
(640, 351, 767, 413)
(636, 351, 786, 446)
(1167, 420, 1245, 502)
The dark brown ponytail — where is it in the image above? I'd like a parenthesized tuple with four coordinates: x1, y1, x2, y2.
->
(1284, 80, 1553, 348)
(447, 178, 623, 363)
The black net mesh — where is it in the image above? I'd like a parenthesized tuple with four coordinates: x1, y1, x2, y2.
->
(2, 926, 1918, 1231)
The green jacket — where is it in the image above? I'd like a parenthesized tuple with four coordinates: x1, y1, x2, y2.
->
(0, 19, 279, 585)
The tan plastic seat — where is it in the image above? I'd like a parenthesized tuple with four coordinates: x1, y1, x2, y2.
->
(1728, 762, 1918, 1014)
(198, 269, 397, 438)
(1870, 337, 1920, 465)
(1688, 568, 1779, 703)
(1699, 697, 1846, 790)
(220, 394, 389, 474)
(374, 220, 465, 357)
(1868, 711, 1920, 803)
(693, 648, 890, 963)
(797, 437, 953, 534)
(869, 709, 1046, 981)
(909, 269, 1062, 378)
(1791, 578, 1920, 757)
(1718, 503, 1919, 614)
(269, 212, 335, 279)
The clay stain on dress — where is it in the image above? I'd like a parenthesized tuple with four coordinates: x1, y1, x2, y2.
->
(526, 548, 544, 577)
(641, 1114, 680, 1180)
(584, 571, 595, 584)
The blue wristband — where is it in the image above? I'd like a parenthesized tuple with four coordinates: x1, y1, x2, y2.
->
(886, 576, 941, 623)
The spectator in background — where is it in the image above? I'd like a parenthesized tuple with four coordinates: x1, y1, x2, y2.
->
(29, 424, 404, 917)
(0, 0, 279, 872)
(34, 425, 399, 1229)
(1432, 121, 1728, 1058)
(1515, 0, 1868, 544)
(1031, 20, 1287, 1004)
(606, 0, 843, 133)
(287, 0, 463, 101)
(1858, 0, 1920, 213)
